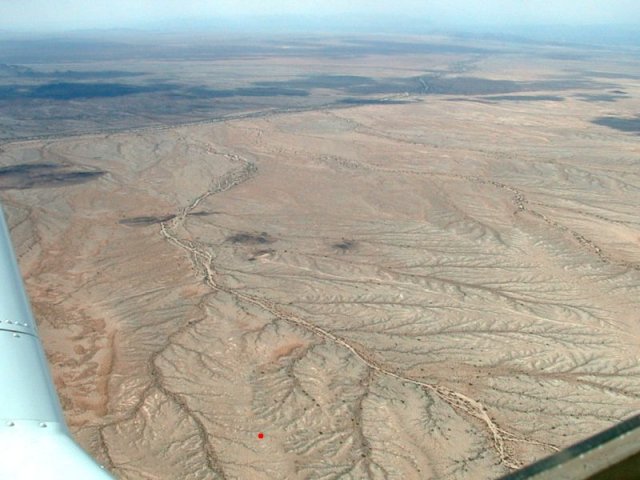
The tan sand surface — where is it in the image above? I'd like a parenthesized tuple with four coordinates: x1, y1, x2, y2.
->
(1, 53, 640, 479)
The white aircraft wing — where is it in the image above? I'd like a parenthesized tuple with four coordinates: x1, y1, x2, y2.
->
(0, 205, 114, 479)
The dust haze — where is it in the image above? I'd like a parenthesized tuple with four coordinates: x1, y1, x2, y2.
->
(1, 30, 639, 479)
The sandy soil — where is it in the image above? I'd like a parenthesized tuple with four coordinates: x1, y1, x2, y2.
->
(1, 50, 640, 479)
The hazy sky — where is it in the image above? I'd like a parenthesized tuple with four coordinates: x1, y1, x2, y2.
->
(1, 0, 638, 32)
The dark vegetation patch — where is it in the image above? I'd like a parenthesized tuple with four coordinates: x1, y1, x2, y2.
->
(256, 75, 375, 89)
(254, 249, 274, 256)
(0, 82, 166, 100)
(182, 86, 309, 98)
(0, 81, 309, 101)
(481, 95, 564, 102)
(189, 210, 218, 217)
(334, 239, 356, 251)
(592, 116, 640, 134)
(234, 86, 308, 97)
(415, 77, 591, 96)
(338, 98, 410, 105)
(30, 82, 151, 99)
(228, 232, 274, 245)
(411, 76, 520, 95)
(252, 75, 382, 94)
(120, 210, 217, 226)
(119, 214, 176, 226)
(254, 74, 597, 97)
(576, 93, 627, 102)
(0, 63, 145, 79)
(0, 163, 105, 189)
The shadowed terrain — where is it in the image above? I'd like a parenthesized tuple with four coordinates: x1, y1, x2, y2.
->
(592, 115, 640, 133)
(0, 33, 619, 141)
(0, 163, 105, 189)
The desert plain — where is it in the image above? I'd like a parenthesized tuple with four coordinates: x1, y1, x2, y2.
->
(1, 33, 640, 479)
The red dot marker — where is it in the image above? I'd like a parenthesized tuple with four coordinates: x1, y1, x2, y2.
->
(258, 432, 264, 439)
